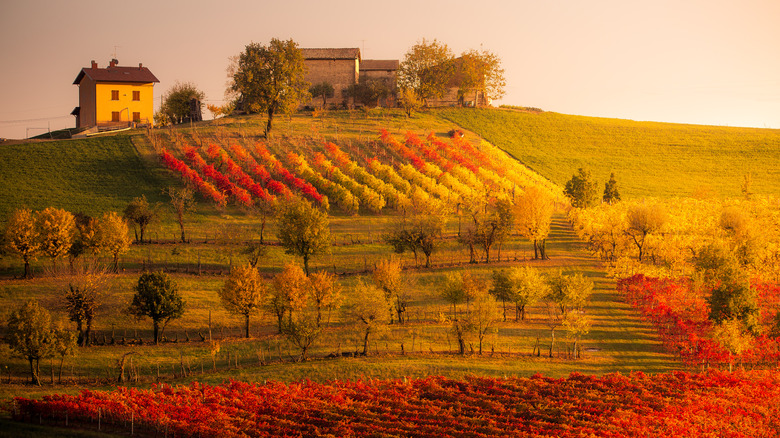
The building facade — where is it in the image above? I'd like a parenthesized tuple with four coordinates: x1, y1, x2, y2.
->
(72, 59, 159, 130)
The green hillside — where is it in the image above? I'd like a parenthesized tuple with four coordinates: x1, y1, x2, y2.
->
(438, 108, 780, 198)
(0, 135, 175, 220)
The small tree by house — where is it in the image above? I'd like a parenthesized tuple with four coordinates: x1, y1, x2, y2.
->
(128, 272, 185, 345)
(219, 265, 268, 338)
(398, 87, 422, 117)
(398, 39, 455, 105)
(309, 82, 335, 108)
(3, 208, 41, 279)
(160, 82, 205, 124)
(276, 198, 331, 276)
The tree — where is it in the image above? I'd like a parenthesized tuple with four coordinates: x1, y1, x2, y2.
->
(164, 187, 196, 243)
(51, 327, 77, 383)
(461, 195, 512, 263)
(64, 264, 106, 346)
(95, 211, 132, 273)
(491, 266, 547, 322)
(36, 207, 75, 271)
(206, 102, 234, 125)
(160, 82, 205, 124)
(69, 213, 99, 265)
(385, 203, 444, 268)
(513, 187, 554, 260)
(398, 87, 422, 117)
(6, 300, 55, 385)
(346, 77, 394, 107)
(458, 48, 506, 104)
(467, 287, 500, 355)
(564, 168, 599, 209)
(276, 198, 331, 276)
(603, 173, 621, 204)
(3, 208, 40, 279)
(123, 195, 158, 243)
(219, 265, 268, 338)
(347, 280, 388, 356)
(546, 271, 593, 317)
(128, 272, 185, 344)
(308, 270, 341, 327)
(707, 278, 760, 335)
(712, 319, 754, 372)
(398, 39, 455, 105)
(372, 257, 408, 324)
(625, 204, 667, 262)
(229, 38, 309, 136)
(563, 309, 591, 359)
(268, 263, 309, 333)
(309, 81, 334, 108)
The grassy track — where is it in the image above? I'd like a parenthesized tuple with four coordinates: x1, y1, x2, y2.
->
(438, 108, 780, 198)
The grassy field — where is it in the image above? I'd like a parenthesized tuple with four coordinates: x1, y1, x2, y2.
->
(438, 108, 780, 198)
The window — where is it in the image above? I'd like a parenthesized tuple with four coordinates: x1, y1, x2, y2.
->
(112, 111, 120, 122)
(132, 90, 140, 101)
(132, 112, 141, 122)
(111, 90, 119, 100)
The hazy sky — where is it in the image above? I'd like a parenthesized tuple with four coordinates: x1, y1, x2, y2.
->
(1, 0, 779, 139)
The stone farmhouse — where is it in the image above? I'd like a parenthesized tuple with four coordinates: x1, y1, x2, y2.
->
(301, 48, 398, 108)
(72, 59, 159, 131)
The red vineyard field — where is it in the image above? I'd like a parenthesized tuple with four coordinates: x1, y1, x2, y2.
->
(617, 274, 780, 368)
(13, 371, 780, 437)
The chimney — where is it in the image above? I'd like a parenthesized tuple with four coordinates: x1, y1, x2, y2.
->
(139, 63, 143, 70)
(91, 60, 97, 69)
(109, 59, 118, 68)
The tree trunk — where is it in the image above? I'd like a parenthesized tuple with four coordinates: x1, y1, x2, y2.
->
(265, 106, 275, 137)
(76, 320, 85, 346)
(362, 327, 371, 356)
(303, 255, 310, 276)
(178, 216, 186, 243)
(112, 252, 119, 273)
(533, 240, 539, 260)
(153, 320, 160, 345)
(244, 314, 251, 338)
(549, 328, 555, 358)
(85, 317, 93, 347)
(29, 358, 40, 386)
(23, 257, 32, 279)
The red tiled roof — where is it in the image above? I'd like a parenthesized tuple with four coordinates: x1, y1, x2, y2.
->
(302, 48, 360, 60)
(73, 64, 160, 85)
(360, 60, 399, 71)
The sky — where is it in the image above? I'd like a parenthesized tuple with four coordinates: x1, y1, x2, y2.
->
(1, 0, 779, 139)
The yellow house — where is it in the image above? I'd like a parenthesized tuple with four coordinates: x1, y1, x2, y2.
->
(72, 59, 159, 130)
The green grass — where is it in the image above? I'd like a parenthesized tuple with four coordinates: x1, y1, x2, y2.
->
(0, 135, 176, 220)
(437, 108, 780, 198)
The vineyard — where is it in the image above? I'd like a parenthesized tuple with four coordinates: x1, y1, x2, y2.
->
(14, 371, 780, 437)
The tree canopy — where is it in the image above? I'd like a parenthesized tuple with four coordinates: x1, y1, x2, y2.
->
(229, 38, 309, 136)
(128, 272, 185, 344)
(276, 198, 331, 276)
(159, 82, 205, 125)
(398, 39, 455, 105)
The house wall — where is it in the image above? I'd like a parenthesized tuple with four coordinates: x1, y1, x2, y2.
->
(94, 82, 155, 125)
(304, 58, 359, 107)
(426, 87, 488, 108)
(77, 76, 97, 128)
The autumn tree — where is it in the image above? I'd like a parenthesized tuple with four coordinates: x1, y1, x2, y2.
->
(228, 38, 309, 136)
(95, 211, 132, 273)
(164, 187, 196, 243)
(398, 39, 455, 105)
(545, 271, 593, 357)
(603, 173, 621, 204)
(276, 198, 331, 276)
(372, 257, 409, 324)
(69, 213, 99, 265)
(491, 266, 547, 322)
(128, 272, 185, 344)
(625, 204, 667, 262)
(564, 168, 599, 209)
(123, 195, 158, 243)
(712, 319, 754, 372)
(159, 82, 205, 124)
(398, 87, 422, 117)
(707, 278, 760, 335)
(513, 187, 554, 260)
(3, 207, 40, 278)
(219, 265, 268, 338)
(36, 207, 75, 271)
(308, 270, 341, 327)
(467, 286, 500, 355)
(64, 264, 106, 346)
(347, 280, 388, 356)
(309, 81, 335, 108)
(6, 300, 56, 385)
(268, 263, 309, 333)
(461, 195, 512, 263)
(457, 48, 506, 104)
(386, 201, 445, 268)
